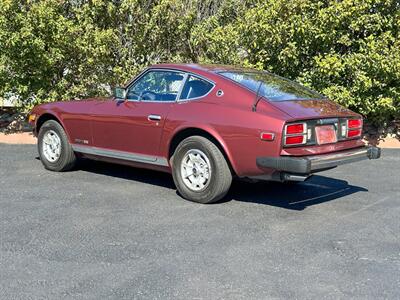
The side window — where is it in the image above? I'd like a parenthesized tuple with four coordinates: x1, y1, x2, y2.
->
(126, 70, 185, 101)
(180, 75, 214, 100)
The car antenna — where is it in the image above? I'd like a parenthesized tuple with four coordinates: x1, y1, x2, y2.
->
(252, 81, 263, 112)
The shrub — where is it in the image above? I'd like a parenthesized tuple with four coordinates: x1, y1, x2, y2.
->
(0, 0, 398, 128)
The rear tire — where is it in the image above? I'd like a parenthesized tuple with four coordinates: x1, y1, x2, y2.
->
(172, 136, 232, 204)
(38, 120, 76, 172)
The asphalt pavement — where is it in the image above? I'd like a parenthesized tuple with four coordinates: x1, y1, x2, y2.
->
(0, 144, 399, 299)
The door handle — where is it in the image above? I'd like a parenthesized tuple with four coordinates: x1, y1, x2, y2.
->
(148, 114, 161, 121)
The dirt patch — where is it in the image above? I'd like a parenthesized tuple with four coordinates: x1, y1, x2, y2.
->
(364, 137, 400, 148)
(0, 132, 36, 144)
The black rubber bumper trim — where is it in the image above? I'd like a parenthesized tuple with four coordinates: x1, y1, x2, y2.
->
(256, 156, 311, 174)
(256, 146, 381, 174)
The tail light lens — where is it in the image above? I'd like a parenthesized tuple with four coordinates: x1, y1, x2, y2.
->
(286, 123, 304, 135)
(346, 118, 363, 138)
(347, 129, 362, 137)
(348, 119, 362, 128)
(284, 122, 307, 146)
(285, 135, 306, 145)
(260, 132, 275, 141)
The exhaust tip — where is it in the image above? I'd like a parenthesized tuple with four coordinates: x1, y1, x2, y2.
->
(281, 173, 310, 182)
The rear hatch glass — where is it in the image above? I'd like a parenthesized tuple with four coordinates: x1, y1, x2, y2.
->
(219, 71, 325, 101)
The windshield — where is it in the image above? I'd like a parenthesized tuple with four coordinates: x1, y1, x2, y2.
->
(219, 71, 325, 101)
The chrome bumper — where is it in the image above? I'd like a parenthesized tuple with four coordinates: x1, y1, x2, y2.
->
(256, 146, 381, 174)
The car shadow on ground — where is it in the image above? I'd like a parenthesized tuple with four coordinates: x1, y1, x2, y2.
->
(225, 178, 367, 210)
(76, 159, 176, 189)
(76, 159, 368, 210)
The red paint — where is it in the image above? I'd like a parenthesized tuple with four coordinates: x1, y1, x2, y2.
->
(29, 63, 365, 177)
(270, 99, 357, 119)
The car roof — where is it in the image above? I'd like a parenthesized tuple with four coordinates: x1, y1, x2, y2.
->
(148, 63, 255, 75)
(124, 63, 250, 88)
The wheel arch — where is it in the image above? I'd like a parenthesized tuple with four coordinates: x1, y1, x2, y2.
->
(35, 113, 71, 142)
(168, 127, 238, 176)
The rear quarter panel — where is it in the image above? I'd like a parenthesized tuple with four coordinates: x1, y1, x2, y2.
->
(161, 90, 289, 177)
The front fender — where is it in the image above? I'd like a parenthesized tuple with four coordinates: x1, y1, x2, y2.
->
(30, 105, 72, 142)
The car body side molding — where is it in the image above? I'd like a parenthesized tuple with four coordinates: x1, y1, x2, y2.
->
(72, 144, 169, 167)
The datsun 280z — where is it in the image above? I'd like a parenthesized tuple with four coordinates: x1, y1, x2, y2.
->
(28, 64, 381, 203)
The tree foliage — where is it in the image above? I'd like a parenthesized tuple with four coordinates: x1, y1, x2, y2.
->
(0, 0, 399, 127)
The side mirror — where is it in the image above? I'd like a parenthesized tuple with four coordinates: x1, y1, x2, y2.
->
(114, 87, 126, 100)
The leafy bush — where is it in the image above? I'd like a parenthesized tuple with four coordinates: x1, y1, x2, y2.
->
(0, 0, 399, 127)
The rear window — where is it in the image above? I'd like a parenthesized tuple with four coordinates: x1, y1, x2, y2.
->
(180, 75, 214, 100)
(219, 71, 324, 101)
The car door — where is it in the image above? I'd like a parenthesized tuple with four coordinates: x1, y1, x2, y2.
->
(90, 69, 186, 163)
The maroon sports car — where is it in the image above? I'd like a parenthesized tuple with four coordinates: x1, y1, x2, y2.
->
(29, 63, 380, 203)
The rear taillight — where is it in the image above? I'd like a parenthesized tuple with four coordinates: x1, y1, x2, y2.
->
(346, 118, 363, 138)
(286, 123, 304, 135)
(285, 135, 305, 145)
(284, 122, 307, 146)
(282, 117, 363, 148)
(348, 119, 362, 128)
(347, 129, 362, 137)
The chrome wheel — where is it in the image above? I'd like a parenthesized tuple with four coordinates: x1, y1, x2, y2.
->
(42, 130, 62, 162)
(180, 149, 212, 191)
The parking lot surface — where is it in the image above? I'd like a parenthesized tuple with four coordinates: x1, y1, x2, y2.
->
(0, 144, 399, 299)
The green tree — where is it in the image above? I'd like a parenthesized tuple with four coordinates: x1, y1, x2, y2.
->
(0, 0, 399, 129)
(194, 0, 400, 126)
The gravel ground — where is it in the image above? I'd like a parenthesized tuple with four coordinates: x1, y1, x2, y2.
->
(0, 144, 399, 299)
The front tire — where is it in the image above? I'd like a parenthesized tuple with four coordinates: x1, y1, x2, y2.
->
(172, 136, 232, 204)
(38, 120, 76, 172)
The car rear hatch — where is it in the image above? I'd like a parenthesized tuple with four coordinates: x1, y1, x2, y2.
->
(269, 99, 358, 119)
(270, 99, 365, 155)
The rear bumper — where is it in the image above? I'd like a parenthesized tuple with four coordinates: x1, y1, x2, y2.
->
(256, 146, 381, 175)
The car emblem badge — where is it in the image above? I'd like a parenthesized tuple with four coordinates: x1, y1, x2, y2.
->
(75, 138, 89, 145)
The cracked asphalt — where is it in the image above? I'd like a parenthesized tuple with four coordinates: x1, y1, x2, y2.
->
(0, 144, 399, 299)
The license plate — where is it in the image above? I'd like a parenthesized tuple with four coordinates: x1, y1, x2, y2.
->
(315, 125, 337, 145)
